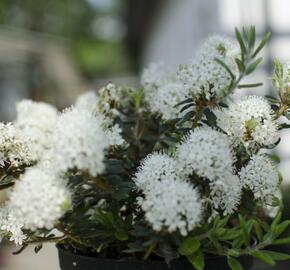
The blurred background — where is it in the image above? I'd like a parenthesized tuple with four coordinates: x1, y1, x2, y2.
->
(0, 0, 290, 269)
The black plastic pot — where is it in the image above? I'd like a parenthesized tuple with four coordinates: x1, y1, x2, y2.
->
(57, 245, 253, 270)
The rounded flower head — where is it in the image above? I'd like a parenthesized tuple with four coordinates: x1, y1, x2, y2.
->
(176, 127, 235, 180)
(138, 177, 202, 236)
(239, 154, 280, 205)
(8, 167, 71, 231)
(0, 122, 32, 167)
(15, 99, 58, 161)
(134, 153, 178, 193)
(147, 82, 189, 120)
(216, 96, 279, 148)
(48, 107, 108, 176)
(209, 172, 242, 215)
(178, 35, 238, 99)
(75, 91, 98, 113)
(141, 63, 188, 120)
(141, 62, 174, 90)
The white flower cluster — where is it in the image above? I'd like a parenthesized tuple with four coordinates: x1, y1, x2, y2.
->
(239, 154, 279, 205)
(178, 35, 238, 99)
(0, 123, 32, 167)
(141, 63, 188, 120)
(138, 176, 202, 236)
(209, 172, 242, 215)
(135, 126, 243, 234)
(176, 127, 234, 179)
(15, 100, 58, 161)
(75, 88, 125, 147)
(141, 62, 173, 89)
(75, 90, 99, 113)
(47, 108, 108, 176)
(8, 167, 71, 231)
(134, 153, 178, 192)
(176, 127, 240, 214)
(216, 96, 279, 148)
(0, 207, 26, 245)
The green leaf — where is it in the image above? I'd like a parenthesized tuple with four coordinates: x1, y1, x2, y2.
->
(272, 220, 290, 238)
(214, 58, 235, 80)
(252, 32, 271, 58)
(272, 237, 290, 245)
(238, 214, 250, 246)
(235, 58, 245, 73)
(235, 28, 247, 55)
(187, 251, 205, 270)
(248, 26, 256, 49)
(114, 230, 128, 241)
(238, 82, 263, 88)
(245, 57, 263, 75)
(174, 98, 193, 107)
(220, 228, 241, 241)
(271, 211, 282, 229)
(252, 250, 275, 266)
(179, 238, 200, 256)
(262, 250, 290, 261)
(227, 256, 244, 270)
(177, 111, 195, 125)
(253, 220, 263, 241)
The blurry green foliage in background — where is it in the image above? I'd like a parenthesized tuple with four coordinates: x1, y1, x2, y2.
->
(0, 0, 134, 78)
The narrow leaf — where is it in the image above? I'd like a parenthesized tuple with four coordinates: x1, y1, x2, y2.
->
(235, 28, 247, 55)
(262, 250, 290, 261)
(214, 58, 235, 80)
(245, 57, 263, 75)
(272, 237, 290, 245)
(227, 256, 244, 270)
(252, 250, 275, 266)
(179, 238, 200, 256)
(252, 32, 271, 58)
(238, 214, 249, 246)
(238, 83, 263, 88)
(187, 251, 205, 270)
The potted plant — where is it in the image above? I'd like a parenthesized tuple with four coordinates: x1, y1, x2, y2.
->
(0, 26, 290, 270)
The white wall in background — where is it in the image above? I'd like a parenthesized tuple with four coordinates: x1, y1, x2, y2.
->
(142, 0, 220, 69)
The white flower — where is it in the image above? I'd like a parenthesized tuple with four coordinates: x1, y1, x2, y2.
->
(96, 83, 121, 121)
(176, 127, 235, 180)
(178, 35, 238, 99)
(75, 91, 98, 113)
(134, 153, 178, 193)
(141, 62, 174, 90)
(15, 100, 58, 161)
(146, 81, 189, 120)
(8, 167, 71, 231)
(216, 96, 279, 148)
(138, 177, 202, 236)
(48, 107, 108, 176)
(0, 207, 26, 245)
(209, 172, 242, 215)
(75, 89, 125, 146)
(239, 154, 280, 205)
(0, 123, 32, 167)
(141, 63, 189, 120)
(104, 124, 125, 146)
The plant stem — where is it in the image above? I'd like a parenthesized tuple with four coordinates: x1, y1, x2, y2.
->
(26, 236, 65, 245)
(55, 224, 91, 248)
(276, 104, 288, 119)
(143, 243, 156, 260)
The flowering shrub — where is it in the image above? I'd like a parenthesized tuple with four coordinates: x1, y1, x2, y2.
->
(1, 26, 290, 269)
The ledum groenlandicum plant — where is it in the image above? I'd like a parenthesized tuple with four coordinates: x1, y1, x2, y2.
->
(1, 26, 290, 270)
